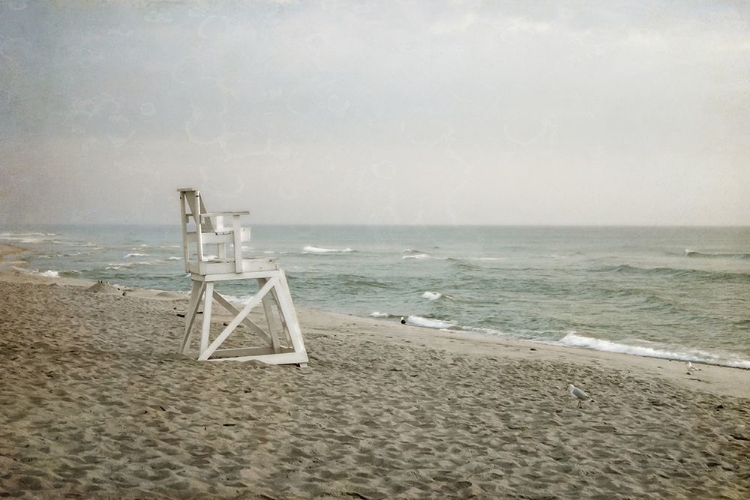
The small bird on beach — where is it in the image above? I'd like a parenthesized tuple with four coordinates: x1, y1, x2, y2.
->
(568, 384, 594, 408)
(400, 316, 406, 325)
(686, 361, 698, 375)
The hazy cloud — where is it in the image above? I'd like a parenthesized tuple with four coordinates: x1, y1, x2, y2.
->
(1, 0, 748, 225)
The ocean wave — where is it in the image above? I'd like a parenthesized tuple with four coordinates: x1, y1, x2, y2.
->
(559, 332, 750, 369)
(402, 253, 430, 260)
(303, 245, 354, 254)
(593, 264, 750, 283)
(221, 294, 253, 305)
(124, 252, 149, 258)
(167, 256, 182, 261)
(368, 312, 455, 328)
(446, 258, 481, 271)
(421, 291, 454, 301)
(0, 231, 58, 242)
(0, 232, 56, 237)
(106, 261, 159, 270)
(402, 249, 424, 254)
(28, 269, 60, 277)
(460, 325, 512, 337)
(405, 315, 455, 329)
(684, 249, 750, 260)
(339, 275, 390, 289)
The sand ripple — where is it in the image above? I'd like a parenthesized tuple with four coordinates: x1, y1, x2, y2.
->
(1, 281, 749, 499)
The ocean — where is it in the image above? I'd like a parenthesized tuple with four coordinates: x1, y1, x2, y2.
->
(2, 225, 749, 368)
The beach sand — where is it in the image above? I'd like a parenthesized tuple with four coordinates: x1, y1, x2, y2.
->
(1, 245, 750, 499)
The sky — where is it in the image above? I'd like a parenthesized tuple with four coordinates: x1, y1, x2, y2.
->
(1, 0, 749, 226)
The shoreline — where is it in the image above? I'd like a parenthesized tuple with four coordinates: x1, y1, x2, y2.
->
(1, 253, 749, 498)
(2, 242, 749, 400)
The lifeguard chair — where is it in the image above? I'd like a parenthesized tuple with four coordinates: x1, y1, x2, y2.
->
(177, 188, 308, 365)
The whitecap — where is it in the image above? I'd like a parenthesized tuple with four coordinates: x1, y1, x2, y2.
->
(167, 256, 182, 261)
(559, 331, 750, 369)
(370, 312, 390, 318)
(402, 254, 430, 260)
(405, 315, 455, 329)
(303, 245, 354, 254)
(124, 252, 148, 258)
(221, 294, 254, 305)
(40, 270, 59, 278)
(422, 291, 442, 301)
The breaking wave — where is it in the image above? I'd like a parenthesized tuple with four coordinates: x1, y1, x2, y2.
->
(684, 249, 750, 260)
(405, 315, 455, 329)
(402, 253, 430, 260)
(303, 245, 354, 254)
(559, 332, 750, 369)
(592, 264, 750, 283)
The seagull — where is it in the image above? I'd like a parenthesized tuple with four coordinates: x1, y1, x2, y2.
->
(400, 316, 406, 325)
(568, 384, 593, 408)
(686, 361, 698, 375)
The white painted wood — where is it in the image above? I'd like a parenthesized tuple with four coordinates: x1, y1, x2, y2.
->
(199, 282, 214, 355)
(274, 270, 306, 354)
(198, 277, 278, 361)
(187, 258, 279, 277)
(232, 215, 242, 273)
(209, 350, 309, 365)
(258, 278, 281, 353)
(178, 188, 308, 366)
(210, 291, 272, 345)
(270, 284, 293, 346)
(180, 280, 204, 354)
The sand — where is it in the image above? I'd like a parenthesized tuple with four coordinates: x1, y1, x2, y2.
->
(1, 245, 750, 499)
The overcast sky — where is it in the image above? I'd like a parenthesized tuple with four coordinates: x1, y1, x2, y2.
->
(1, 0, 748, 225)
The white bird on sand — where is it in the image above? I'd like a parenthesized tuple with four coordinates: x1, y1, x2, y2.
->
(686, 361, 698, 375)
(568, 384, 594, 408)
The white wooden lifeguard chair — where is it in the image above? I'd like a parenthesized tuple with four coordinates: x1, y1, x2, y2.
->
(177, 188, 308, 365)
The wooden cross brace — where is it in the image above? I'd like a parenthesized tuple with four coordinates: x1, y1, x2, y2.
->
(180, 271, 307, 365)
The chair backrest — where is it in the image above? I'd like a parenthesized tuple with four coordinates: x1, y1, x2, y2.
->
(178, 188, 251, 275)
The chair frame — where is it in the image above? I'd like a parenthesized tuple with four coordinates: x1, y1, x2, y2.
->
(177, 188, 308, 365)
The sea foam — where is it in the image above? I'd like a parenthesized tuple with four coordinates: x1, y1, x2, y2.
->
(303, 245, 354, 254)
(685, 249, 750, 260)
(406, 315, 455, 329)
(559, 331, 750, 369)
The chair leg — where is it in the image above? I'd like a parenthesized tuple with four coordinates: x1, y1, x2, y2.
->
(181, 280, 204, 354)
(274, 270, 306, 355)
(258, 278, 281, 353)
(199, 282, 214, 356)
